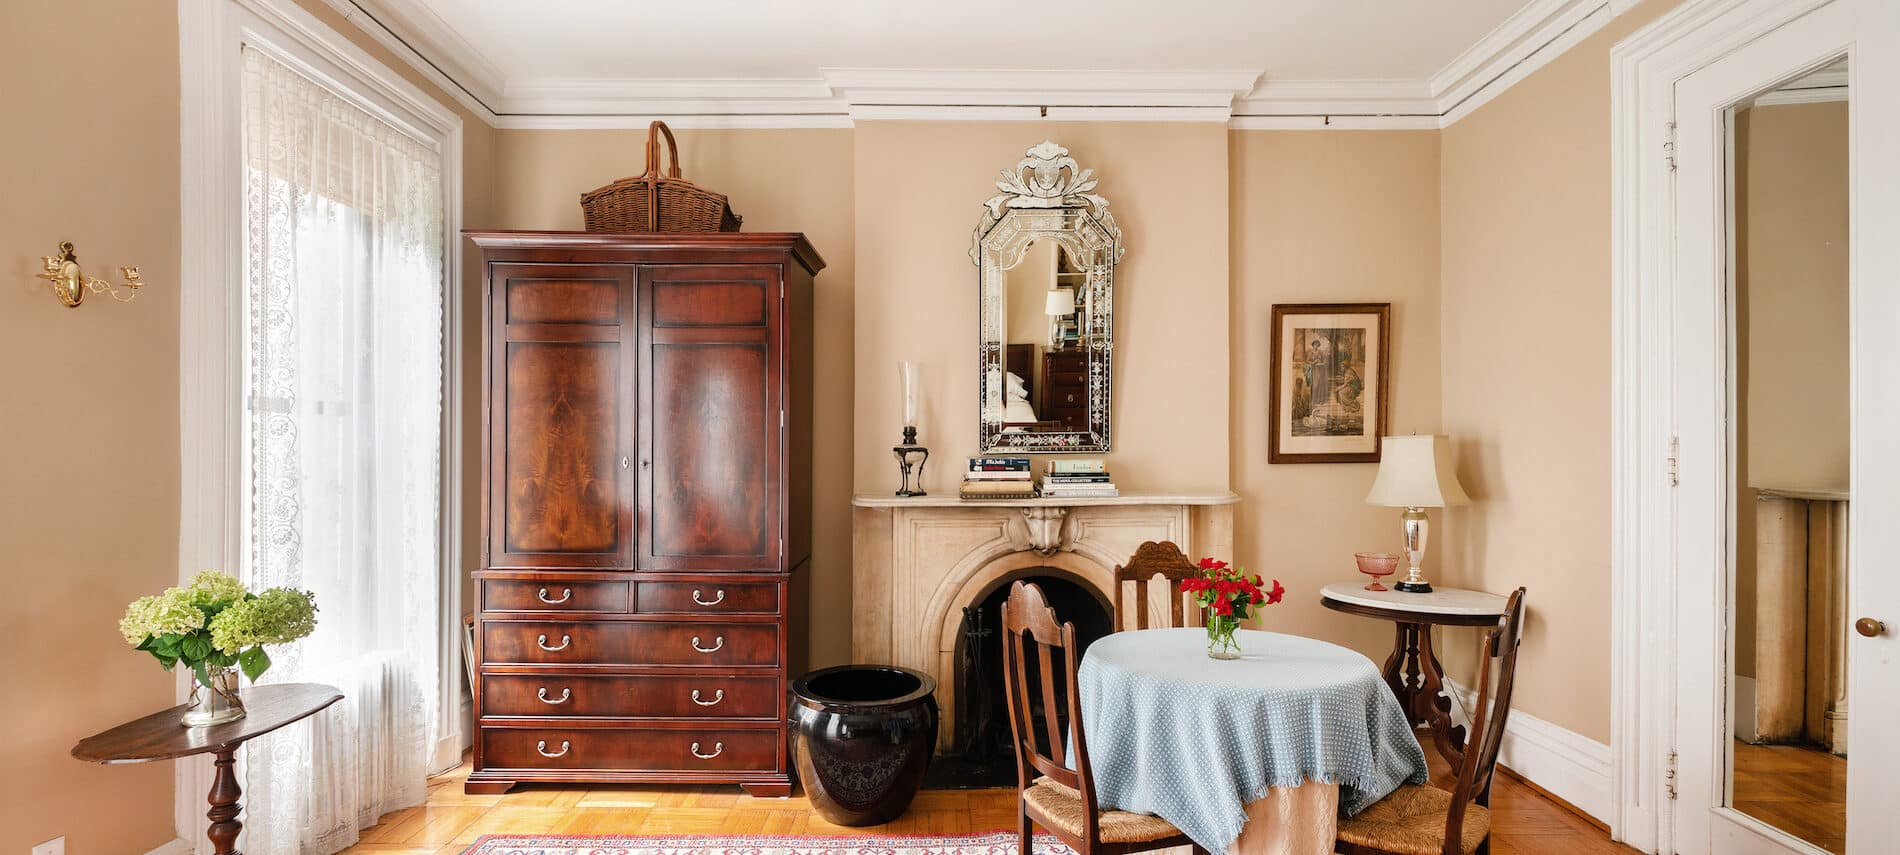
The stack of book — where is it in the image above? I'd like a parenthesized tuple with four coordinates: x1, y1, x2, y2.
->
(961, 457, 1036, 500)
(1039, 459, 1119, 498)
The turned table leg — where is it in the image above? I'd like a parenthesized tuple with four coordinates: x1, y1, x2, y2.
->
(1415, 626, 1467, 767)
(207, 747, 244, 855)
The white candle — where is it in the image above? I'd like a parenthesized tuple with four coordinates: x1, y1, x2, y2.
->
(900, 361, 919, 428)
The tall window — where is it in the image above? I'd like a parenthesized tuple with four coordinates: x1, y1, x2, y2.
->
(238, 44, 445, 852)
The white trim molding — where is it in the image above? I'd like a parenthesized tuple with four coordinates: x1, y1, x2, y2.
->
(1445, 681, 1615, 823)
(313, 0, 1636, 129)
(178, 0, 467, 846)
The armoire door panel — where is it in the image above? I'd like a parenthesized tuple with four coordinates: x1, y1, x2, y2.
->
(507, 278, 623, 325)
(638, 265, 782, 571)
(652, 280, 767, 327)
(489, 264, 636, 569)
(504, 342, 620, 554)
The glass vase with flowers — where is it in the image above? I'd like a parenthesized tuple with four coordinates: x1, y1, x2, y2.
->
(119, 570, 319, 726)
(1180, 558, 1284, 659)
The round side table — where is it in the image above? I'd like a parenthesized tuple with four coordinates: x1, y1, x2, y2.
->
(1320, 582, 1507, 766)
(72, 683, 343, 855)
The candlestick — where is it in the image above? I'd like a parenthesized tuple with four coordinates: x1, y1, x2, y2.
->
(899, 361, 919, 427)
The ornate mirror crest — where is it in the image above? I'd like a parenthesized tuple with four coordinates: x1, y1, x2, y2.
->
(972, 141, 1121, 454)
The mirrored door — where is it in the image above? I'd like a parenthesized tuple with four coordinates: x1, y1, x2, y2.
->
(1668, 1, 1893, 852)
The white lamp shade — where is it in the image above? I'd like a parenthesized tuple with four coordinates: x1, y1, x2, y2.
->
(1045, 288, 1075, 315)
(1365, 435, 1470, 508)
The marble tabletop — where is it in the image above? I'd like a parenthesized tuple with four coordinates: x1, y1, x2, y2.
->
(1319, 581, 1508, 616)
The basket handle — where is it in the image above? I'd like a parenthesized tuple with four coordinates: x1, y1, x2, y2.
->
(644, 120, 682, 179)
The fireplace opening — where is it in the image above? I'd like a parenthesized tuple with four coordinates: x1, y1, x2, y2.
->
(926, 569, 1113, 789)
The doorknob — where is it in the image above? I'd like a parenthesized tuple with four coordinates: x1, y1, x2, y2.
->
(1856, 617, 1887, 638)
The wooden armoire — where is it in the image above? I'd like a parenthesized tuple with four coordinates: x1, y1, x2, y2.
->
(466, 231, 820, 796)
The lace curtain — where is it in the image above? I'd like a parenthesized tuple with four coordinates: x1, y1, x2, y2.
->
(237, 45, 444, 854)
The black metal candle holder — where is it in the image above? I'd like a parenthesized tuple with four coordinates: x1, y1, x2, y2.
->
(894, 426, 929, 497)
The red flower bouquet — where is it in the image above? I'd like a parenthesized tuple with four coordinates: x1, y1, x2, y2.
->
(1180, 558, 1285, 659)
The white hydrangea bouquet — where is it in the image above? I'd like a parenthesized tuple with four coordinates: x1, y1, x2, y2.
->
(120, 570, 318, 726)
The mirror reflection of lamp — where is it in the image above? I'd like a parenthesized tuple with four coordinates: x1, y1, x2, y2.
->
(1045, 287, 1075, 350)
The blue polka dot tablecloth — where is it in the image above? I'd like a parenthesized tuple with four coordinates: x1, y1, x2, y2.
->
(1071, 627, 1429, 852)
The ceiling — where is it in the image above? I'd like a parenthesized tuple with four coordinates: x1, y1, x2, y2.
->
(335, 0, 1639, 128)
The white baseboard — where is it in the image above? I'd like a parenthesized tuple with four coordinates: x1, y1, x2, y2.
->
(1733, 674, 1759, 743)
(147, 838, 194, 855)
(1446, 680, 1614, 823)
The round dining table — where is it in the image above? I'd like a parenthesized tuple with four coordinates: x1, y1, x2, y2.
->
(1075, 628, 1429, 855)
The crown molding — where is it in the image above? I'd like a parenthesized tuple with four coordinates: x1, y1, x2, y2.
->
(1432, 0, 1617, 123)
(321, 1, 1635, 130)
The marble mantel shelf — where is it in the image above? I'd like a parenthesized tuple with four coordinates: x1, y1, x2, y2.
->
(851, 490, 1240, 509)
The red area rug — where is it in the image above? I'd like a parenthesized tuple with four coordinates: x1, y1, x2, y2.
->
(459, 831, 1076, 855)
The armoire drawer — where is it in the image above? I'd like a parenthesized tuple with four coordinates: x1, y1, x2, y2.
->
(480, 673, 780, 718)
(636, 581, 780, 615)
(480, 725, 780, 773)
(483, 579, 629, 613)
(481, 620, 779, 667)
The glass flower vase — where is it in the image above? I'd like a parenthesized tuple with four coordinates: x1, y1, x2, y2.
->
(181, 665, 247, 727)
(1205, 614, 1241, 660)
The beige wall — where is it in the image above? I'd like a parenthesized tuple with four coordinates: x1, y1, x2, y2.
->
(1438, 0, 1679, 743)
(1732, 100, 1851, 679)
(0, 1, 182, 850)
(492, 127, 857, 667)
(851, 121, 1232, 497)
(1738, 102, 1851, 495)
(0, 2, 494, 849)
(1230, 131, 1443, 657)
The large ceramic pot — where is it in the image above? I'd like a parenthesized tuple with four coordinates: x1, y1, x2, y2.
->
(789, 664, 939, 826)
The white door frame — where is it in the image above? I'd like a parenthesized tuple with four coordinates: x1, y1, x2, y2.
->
(1611, 0, 1900, 853)
(176, 0, 465, 850)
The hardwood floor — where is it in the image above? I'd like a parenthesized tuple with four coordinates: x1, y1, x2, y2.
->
(1732, 739, 1846, 853)
(338, 747, 1639, 854)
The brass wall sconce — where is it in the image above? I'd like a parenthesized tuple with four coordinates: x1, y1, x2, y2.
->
(37, 241, 143, 307)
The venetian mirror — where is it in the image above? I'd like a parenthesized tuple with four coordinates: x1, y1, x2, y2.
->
(972, 141, 1121, 453)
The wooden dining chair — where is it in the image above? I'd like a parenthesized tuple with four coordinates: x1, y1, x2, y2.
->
(1110, 540, 1201, 631)
(1001, 581, 1205, 855)
(1335, 587, 1527, 855)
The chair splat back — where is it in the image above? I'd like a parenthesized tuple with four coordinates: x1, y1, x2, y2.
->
(1111, 540, 1201, 631)
(1441, 587, 1527, 853)
(1001, 581, 1092, 800)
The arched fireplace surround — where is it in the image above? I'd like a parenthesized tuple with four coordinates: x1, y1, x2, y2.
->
(851, 493, 1237, 752)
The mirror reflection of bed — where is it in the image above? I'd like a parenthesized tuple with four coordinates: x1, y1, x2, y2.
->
(998, 237, 1085, 435)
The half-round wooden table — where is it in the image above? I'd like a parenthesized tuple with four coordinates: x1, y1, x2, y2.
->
(72, 683, 342, 855)
(1319, 582, 1508, 766)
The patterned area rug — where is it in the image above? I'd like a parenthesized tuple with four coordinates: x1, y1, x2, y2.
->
(459, 831, 1076, 855)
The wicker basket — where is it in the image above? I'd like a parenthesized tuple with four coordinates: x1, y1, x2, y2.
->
(580, 121, 741, 233)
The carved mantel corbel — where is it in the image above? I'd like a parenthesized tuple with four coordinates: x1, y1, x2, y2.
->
(1013, 507, 1070, 555)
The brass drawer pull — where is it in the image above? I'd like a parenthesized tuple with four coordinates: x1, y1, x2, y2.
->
(691, 635, 724, 654)
(536, 634, 572, 652)
(692, 588, 726, 606)
(536, 740, 570, 758)
(690, 741, 724, 760)
(691, 688, 725, 707)
(537, 687, 571, 705)
(537, 587, 573, 605)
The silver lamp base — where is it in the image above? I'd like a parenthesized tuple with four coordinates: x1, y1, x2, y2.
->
(1393, 506, 1433, 593)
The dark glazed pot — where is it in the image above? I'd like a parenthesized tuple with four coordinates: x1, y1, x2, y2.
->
(790, 664, 939, 826)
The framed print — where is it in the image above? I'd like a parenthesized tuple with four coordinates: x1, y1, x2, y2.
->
(1268, 303, 1391, 463)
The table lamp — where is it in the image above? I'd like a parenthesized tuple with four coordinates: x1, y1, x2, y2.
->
(1045, 287, 1075, 349)
(1364, 435, 1468, 593)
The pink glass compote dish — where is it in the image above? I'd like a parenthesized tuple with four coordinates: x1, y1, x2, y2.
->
(1354, 552, 1400, 591)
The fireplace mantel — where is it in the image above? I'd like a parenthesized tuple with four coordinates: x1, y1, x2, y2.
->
(852, 491, 1241, 509)
(851, 490, 1236, 750)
